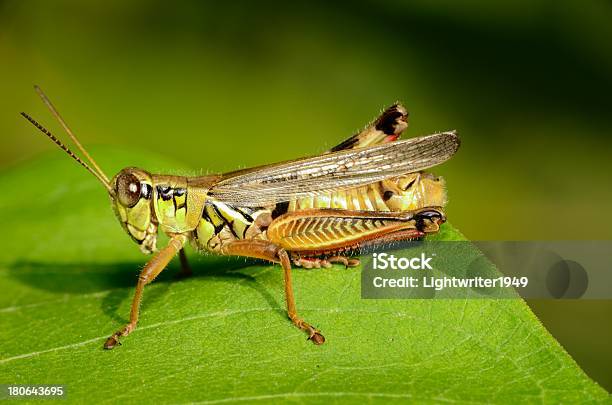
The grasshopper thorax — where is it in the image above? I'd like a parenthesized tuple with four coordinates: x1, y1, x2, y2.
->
(111, 167, 158, 254)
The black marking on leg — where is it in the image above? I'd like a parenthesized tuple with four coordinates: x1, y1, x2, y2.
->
(375, 104, 408, 135)
(330, 136, 360, 152)
(415, 210, 442, 232)
(415, 217, 425, 232)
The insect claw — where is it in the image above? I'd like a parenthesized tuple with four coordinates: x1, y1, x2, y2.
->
(308, 331, 326, 345)
(103, 333, 125, 350)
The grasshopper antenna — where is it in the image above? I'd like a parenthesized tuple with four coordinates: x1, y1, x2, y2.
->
(32, 85, 111, 184)
(20, 112, 114, 194)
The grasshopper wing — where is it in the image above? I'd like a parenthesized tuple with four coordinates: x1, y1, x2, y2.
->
(208, 131, 459, 207)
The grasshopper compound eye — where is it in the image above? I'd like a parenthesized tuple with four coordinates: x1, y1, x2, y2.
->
(117, 172, 141, 208)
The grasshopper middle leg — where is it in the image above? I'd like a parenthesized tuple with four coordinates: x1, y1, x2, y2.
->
(104, 234, 188, 349)
(221, 239, 325, 345)
(177, 248, 193, 278)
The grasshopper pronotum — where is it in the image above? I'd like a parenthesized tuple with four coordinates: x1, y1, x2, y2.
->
(21, 87, 459, 349)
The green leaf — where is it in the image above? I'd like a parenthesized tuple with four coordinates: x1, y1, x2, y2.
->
(0, 150, 608, 404)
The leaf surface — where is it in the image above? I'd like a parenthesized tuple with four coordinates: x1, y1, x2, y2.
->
(0, 150, 608, 404)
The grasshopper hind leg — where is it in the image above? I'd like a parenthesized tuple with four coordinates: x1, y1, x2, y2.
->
(220, 239, 325, 345)
(329, 104, 408, 152)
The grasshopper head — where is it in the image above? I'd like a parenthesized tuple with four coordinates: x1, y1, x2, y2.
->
(21, 87, 160, 254)
(111, 168, 158, 254)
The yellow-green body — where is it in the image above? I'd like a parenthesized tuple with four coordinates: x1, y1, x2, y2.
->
(113, 169, 446, 256)
(110, 103, 452, 258)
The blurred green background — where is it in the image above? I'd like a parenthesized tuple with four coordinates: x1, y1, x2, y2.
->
(1, 0, 611, 392)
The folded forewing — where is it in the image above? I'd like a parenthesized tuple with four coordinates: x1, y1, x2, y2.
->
(208, 131, 459, 207)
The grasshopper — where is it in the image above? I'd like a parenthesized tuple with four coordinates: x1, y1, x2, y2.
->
(21, 86, 459, 349)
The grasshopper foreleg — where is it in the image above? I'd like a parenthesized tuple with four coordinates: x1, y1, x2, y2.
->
(220, 239, 325, 345)
(104, 234, 188, 350)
